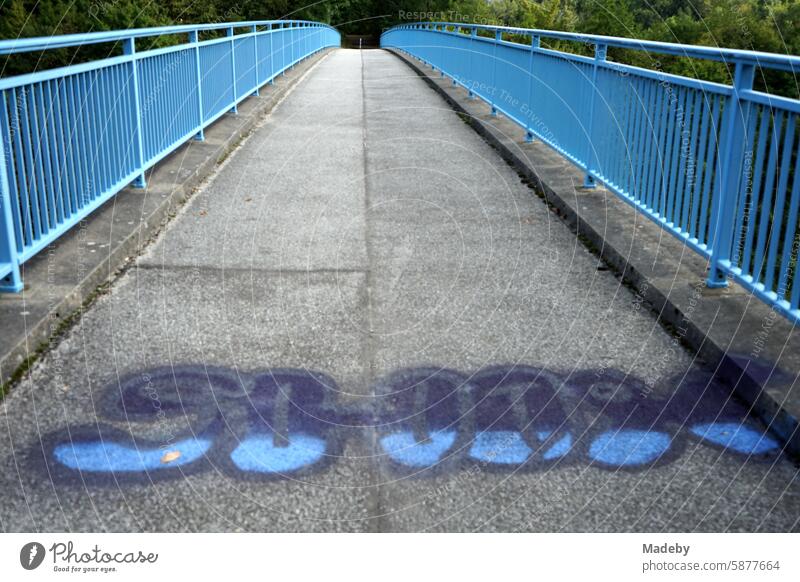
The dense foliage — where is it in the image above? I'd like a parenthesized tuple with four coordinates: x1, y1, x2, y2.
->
(0, 0, 797, 94)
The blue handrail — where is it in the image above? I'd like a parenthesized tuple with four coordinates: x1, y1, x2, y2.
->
(0, 20, 332, 54)
(382, 22, 800, 324)
(0, 20, 340, 292)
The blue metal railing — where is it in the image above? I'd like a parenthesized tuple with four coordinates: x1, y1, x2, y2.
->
(382, 23, 800, 324)
(0, 21, 340, 292)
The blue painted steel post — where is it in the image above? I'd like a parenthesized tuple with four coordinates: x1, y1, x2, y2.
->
(227, 27, 238, 114)
(0, 113, 23, 292)
(524, 34, 540, 142)
(452, 26, 459, 86)
(123, 38, 146, 188)
(282, 23, 288, 76)
(269, 24, 275, 84)
(706, 61, 756, 288)
(491, 30, 501, 115)
(438, 25, 445, 77)
(251, 24, 260, 96)
(189, 30, 205, 141)
(290, 23, 296, 69)
(468, 27, 477, 98)
(428, 24, 435, 71)
(583, 43, 607, 188)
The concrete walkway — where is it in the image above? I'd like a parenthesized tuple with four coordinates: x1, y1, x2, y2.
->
(0, 49, 798, 532)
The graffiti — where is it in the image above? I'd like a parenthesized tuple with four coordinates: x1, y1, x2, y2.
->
(29, 364, 782, 485)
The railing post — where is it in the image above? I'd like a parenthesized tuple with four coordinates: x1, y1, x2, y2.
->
(490, 30, 501, 115)
(706, 61, 756, 288)
(269, 24, 275, 84)
(227, 26, 238, 114)
(282, 23, 288, 76)
(468, 27, 477, 98)
(291, 22, 296, 69)
(582, 43, 607, 188)
(452, 26, 459, 86)
(123, 38, 146, 188)
(251, 24, 260, 96)
(438, 25, 445, 77)
(427, 24, 435, 71)
(525, 34, 540, 142)
(190, 30, 205, 141)
(0, 110, 23, 292)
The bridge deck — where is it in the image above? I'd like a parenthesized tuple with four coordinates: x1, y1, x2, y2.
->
(0, 49, 797, 532)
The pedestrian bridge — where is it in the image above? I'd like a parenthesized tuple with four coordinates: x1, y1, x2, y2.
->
(0, 22, 798, 532)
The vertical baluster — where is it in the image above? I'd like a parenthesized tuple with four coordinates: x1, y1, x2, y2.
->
(122, 38, 146, 188)
(741, 106, 770, 275)
(651, 80, 671, 215)
(72, 75, 91, 208)
(251, 24, 260, 96)
(87, 71, 101, 195)
(438, 25, 445, 77)
(108, 66, 125, 186)
(0, 92, 23, 291)
(450, 26, 458, 86)
(45, 79, 66, 223)
(658, 83, 678, 219)
(33, 83, 56, 230)
(467, 27, 476, 98)
(18, 86, 43, 240)
(752, 111, 783, 280)
(730, 103, 759, 270)
(627, 76, 643, 200)
(146, 57, 160, 156)
(269, 24, 275, 84)
(775, 125, 800, 300)
(612, 71, 630, 193)
(115, 63, 128, 177)
(525, 34, 541, 143)
(672, 89, 692, 223)
(763, 112, 795, 292)
(582, 43, 607, 188)
(282, 23, 288, 76)
(698, 96, 722, 245)
(680, 91, 702, 233)
(610, 71, 625, 192)
(190, 30, 205, 140)
(51, 80, 72, 219)
(90, 70, 109, 194)
(96, 69, 110, 194)
(58, 79, 78, 217)
(490, 30, 501, 115)
(28, 84, 49, 233)
(291, 23, 296, 68)
(48, 79, 71, 220)
(9, 88, 32, 248)
(706, 61, 755, 287)
(632, 78, 651, 205)
(524, 34, 539, 143)
(228, 27, 238, 113)
(185, 49, 194, 135)
(689, 92, 712, 238)
(663, 87, 687, 223)
(593, 69, 609, 180)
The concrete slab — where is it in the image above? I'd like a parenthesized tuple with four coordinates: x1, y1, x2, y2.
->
(0, 49, 797, 533)
(364, 49, 800, 532)
(0, 48, 335, 390)
(387, 48, 800, 457)
(140, 50, 368, 272)
(0, 267, 375, 531)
